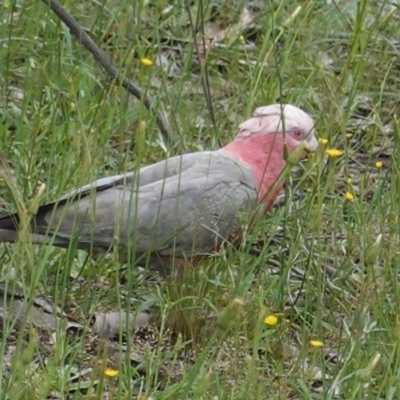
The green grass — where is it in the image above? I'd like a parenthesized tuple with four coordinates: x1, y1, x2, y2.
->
(1, 0, 400, 398)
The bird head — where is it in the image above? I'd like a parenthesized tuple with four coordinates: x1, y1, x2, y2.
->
(234, 104, 318, 154)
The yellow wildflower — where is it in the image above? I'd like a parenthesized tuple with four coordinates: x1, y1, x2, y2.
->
(326, 149, 344, 158)
(140, 58, 153, 67)
(375, 161, 383, 169)
(238, 35, 245, 44)
(344, 192, 354, 201)
(264, 315, 278, 326)
(104, 368, 119, 378)
(310, 340, 323, 348)
(319, 138, 328, 145)
(345, 178, 352, 184)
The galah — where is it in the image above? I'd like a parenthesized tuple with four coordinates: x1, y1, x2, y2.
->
(0, 104, 317, 271)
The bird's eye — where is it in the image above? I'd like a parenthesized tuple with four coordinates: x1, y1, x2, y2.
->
(292, 129, 303, 139)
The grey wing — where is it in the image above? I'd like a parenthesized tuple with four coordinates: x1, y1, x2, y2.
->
(38, 161, 257, 256)
(132, 171, 258, 256)
(56, 152, 215, 203)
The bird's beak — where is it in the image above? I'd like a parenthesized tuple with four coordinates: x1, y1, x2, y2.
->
(304, 136, 319, 153)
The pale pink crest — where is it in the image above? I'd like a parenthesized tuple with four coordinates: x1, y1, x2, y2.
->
(235, 103, 315, 143)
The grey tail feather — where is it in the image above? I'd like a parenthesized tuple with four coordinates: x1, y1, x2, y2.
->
(0, 213, 71, 247)
(0, 212, 19, 231)
(0, 228, 19, 243)
(0, 227, 73, 248)
(0, 212, 20, 243)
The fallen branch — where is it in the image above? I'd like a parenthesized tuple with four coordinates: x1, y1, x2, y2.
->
(41, 0, 176, 144)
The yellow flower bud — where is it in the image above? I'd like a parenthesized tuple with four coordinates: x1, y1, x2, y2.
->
(344, 192, 354, 201)
(264, 315, 278, 326)
(326, 149, 343, 158)
(104, 368, 119, 378)
(310, 340, 323, 348)
(140, 58, 153, 67)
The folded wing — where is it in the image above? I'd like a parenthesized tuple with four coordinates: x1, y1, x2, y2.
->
(32, 152, 257, 257)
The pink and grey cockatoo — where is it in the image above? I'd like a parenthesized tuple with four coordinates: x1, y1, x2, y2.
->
(0, 104, 317, 271)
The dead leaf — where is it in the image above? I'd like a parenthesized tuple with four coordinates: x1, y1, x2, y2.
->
(0, 282, 83, 332)
(204, 8, 254, 44)
(197, 7, 255, 56)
